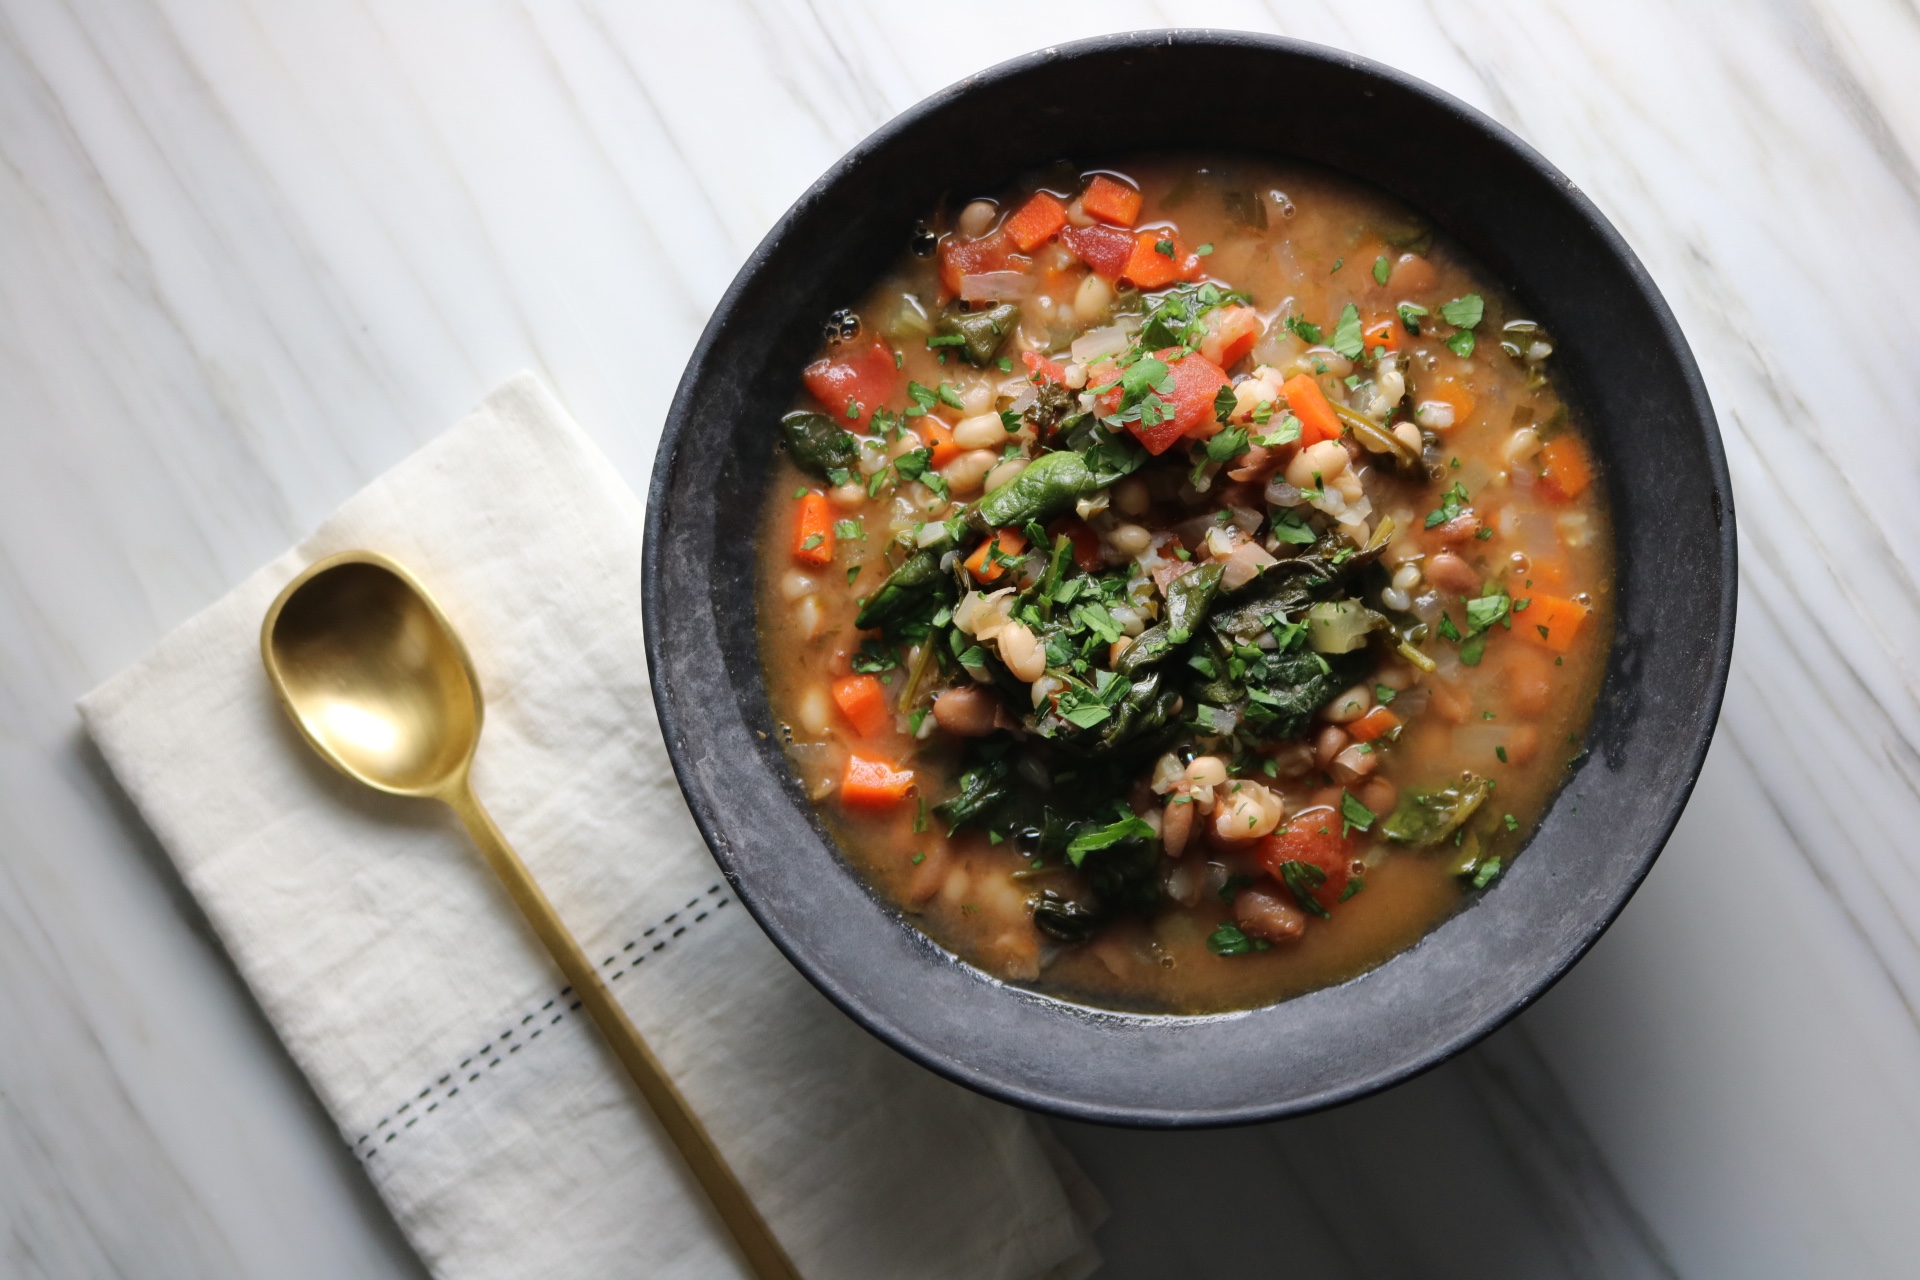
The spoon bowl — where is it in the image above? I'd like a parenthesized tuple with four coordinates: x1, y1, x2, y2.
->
(261, 550, 802, 1280)
(262, 554, 479, 797)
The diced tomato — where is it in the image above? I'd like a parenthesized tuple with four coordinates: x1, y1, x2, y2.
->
(1538, 435, 1593, 502)
(1080, 174, 1143, 227)
(1254, 810, 1357, 912)
(1280, 373, 1343, 445)
(937, 230, 1025, 297)
(841, 754, 915, 809)
(1123, 350, 1230, 456)
(802, 340, 901, 426)
(915, 418, 962, 467)
(1199, 305, 1264, 370)
(831, 674, 892, 738)
(1348, 706, 1400, 743)
(1022, 350, 1069, 385)
(1004, 191, 1068, 252)
(1046, 517, 1106, 574)
(964, 529, 1027, 584)
(1123, 232, 1202, 290)
(792, 492, 834, 566)
(1060, 224, 1135, 281)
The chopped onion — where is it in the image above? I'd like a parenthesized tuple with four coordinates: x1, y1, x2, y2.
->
(959, 271, 1033, 302)
(1070, 324, 1132, 364)
(1306, 599, 1375, 654)
(1220, 540, 1278, 589)
(1264, 479, 1305, 507)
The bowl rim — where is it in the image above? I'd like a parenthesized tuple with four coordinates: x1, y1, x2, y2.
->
(643, 28, 1736, 1126)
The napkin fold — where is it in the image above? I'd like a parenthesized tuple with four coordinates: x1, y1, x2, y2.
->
(80, 374, 1102, 1280)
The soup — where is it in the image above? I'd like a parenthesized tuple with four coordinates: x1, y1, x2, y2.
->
(755, 159, 1610, 1014)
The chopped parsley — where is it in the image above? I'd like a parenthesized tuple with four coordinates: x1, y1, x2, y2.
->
(1440, 294, 1485, 329)
(1330, 304, 1364, 361)
(1424, 481, 1471, 529)
(1340, 790, 1376, 836)
(1207, 923, 1257, 956)
(1285, 314, 1323, 344)
(1472, 856, 1504, 889)
(1374, 683, 1396, 705)
(1154, 238, 1175, 257)
(1278, 860, 1332, 919)
(1205, 425, 1251, 465)
(1397, 301, 1429, 335)
(1372, 255, 1391, 285)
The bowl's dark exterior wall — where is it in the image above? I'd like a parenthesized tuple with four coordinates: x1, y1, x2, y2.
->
(644, 31, 1735, 1126)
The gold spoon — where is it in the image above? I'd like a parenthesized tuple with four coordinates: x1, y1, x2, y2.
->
(261, 550, 800, 1280)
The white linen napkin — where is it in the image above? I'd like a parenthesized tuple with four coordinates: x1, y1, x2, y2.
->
(79, 373, 1103, 1280)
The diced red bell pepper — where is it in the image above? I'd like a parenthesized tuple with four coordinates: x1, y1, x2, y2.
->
(802, 340, 901, 426)
(1255, 811, 1358, 913)
(1061, 224, 1136, 281)
(937, 229, 1025, 297)
(1123, 350, 1230, 456)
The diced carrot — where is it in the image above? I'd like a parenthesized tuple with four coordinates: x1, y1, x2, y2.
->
(1004, 191, 1068, 253)
(1280, 374, 1343, 445)
(1538, 435, 1593, 502)
(964, 529, 1027, 583)
(1363, 317, 1405, 352)
(1123, 232, 1203, 290)
(1199, 305, 1264, 369)
(841, 754, 915, 809)
(831, 675, 892, 738)
(916, 418, 963, 467)
(1023, 349, 1069, 385)
(792, 492, 834, 566)
(1420, 379, 1476, 429)
(1046, 517, 1105, 574)
(1060, 223, 1136, 281)
(1348, 706, 1401, 743)
(1080, 175, 1142, 227)
(936, 230, 1025, 298)
(1124, 350, 1230, 456)
(1515, 593, 1590, 653)
(1522, 558, 1569, 593)
(802, 340, 902, 425)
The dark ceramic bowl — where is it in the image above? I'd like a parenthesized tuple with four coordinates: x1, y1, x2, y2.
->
(643, 31, 1734, 1126)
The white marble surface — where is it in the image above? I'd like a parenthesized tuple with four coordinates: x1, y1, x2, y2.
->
(5, 2, 1920, 1276)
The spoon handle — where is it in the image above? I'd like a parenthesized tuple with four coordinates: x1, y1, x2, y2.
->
(446, 782, 803, 1280)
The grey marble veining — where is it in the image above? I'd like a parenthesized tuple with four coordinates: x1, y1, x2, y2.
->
(4, 1, 1920, 1276)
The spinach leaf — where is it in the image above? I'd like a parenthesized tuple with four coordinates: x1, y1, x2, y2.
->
(780, 410, 859, 479)
(1382, 773, 1492, 846)
(854, 550, 945, 630)
(971, 446, 1139, 530)
(938, 303, 1020, 366)
(934, 756, 1011, 830)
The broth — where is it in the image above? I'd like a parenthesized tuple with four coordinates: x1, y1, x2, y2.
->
(755, 158, 1610, 1014)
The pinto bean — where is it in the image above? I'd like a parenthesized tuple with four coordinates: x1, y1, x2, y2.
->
(1234, 886, 1306, 943)
(1315, 725, 1350, 767)
(932, 685, 999, 737)
(1426, 551, 1480, 595)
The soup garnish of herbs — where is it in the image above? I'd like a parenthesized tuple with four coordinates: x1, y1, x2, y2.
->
(756, 161, 1610, 1014)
